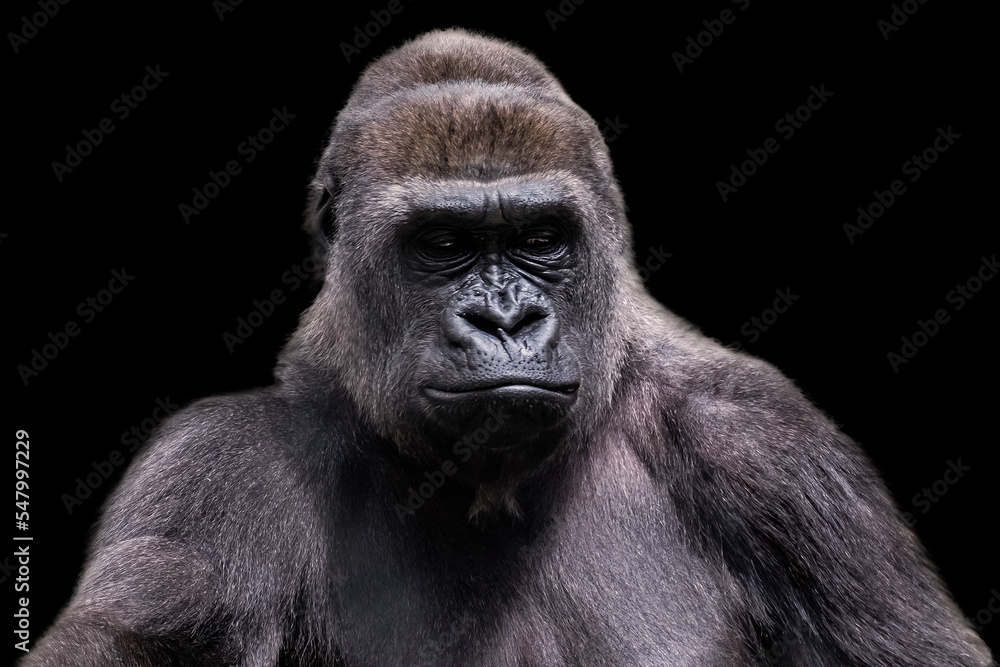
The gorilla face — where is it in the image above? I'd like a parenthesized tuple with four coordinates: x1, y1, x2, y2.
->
(289, 31, 637, 462)
(408, 182, 582, 438)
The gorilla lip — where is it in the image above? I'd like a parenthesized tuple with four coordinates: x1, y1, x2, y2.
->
(423, 381, 579, 399)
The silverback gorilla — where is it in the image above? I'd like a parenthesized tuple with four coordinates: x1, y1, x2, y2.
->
(24, 29, 993, 667)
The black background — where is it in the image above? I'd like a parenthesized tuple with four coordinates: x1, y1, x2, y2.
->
(5, 0, 997, 662)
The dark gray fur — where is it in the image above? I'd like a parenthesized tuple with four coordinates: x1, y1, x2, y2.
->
(22, 29, 993, 666)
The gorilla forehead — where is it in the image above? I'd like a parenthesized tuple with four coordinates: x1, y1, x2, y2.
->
(335, 84, 604, 182)
(356, 174, 583, 234)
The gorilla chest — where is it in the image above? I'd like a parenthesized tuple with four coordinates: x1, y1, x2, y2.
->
(323, 509, 741, 666)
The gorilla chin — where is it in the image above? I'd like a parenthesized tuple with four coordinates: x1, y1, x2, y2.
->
(422, 380, 580, 441)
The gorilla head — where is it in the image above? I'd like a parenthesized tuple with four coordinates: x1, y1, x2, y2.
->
(285, 30, 638, 495)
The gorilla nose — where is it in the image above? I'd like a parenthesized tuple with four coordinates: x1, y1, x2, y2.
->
(460, 307, 548, 340)
(443, 279, 561, 355)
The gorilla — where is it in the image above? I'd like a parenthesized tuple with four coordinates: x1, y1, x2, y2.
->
(24, 29, 992, 667)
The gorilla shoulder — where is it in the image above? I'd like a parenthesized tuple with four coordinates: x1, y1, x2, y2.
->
(99, 387, 336, 545)
(628, 307, 844, 469)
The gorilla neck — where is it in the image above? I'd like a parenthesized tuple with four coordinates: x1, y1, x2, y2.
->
(388, 418, 573, 524)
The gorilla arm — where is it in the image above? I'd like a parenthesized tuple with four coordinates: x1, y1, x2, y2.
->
(21, 392, 318, 666)
(19, 539, 222, 666)
(661, 348, 993, 666)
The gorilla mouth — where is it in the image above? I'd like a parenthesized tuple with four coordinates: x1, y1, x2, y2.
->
(423, 381, 579, 400)
(423, 381, 579, 434)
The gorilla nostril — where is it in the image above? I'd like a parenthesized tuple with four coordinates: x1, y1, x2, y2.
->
(507, 311, 545, 337)
(461, 312, 501, 336)
(460, 310, 547, 339)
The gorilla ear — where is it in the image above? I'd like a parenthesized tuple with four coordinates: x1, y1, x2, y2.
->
(305, 174, 340, 249)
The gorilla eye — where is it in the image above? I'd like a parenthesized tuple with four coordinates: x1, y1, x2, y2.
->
(513, 227, 568, 258)
(525, 236, 553, 248)
(412, 228, 475, 264)
(429, 237, 456, 250)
